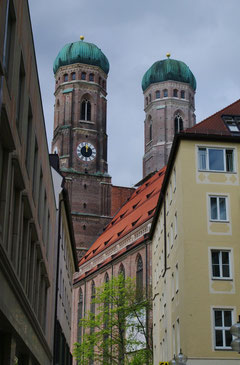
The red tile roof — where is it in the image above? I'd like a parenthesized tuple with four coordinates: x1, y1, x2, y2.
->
(79, 166, 166, 267)
(185, 99, 240, 135)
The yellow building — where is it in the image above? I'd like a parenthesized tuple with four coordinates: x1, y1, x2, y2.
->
(151, 100, 240, 364)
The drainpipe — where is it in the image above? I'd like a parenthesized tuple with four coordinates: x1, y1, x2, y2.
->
(53, 197, 64, 365)
(0, 0, 10, 114)
(163, 193, 168, 277)
(145, 241, 149, 364)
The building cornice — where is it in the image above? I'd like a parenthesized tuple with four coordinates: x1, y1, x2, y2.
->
(76, 219, 152, 278)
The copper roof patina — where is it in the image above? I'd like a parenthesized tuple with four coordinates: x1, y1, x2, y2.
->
(53, 40, 110, 75)
(142, 58, 196, 92)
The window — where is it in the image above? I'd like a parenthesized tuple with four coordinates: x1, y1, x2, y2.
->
(223, 116, 240, 133)
(211, 250, 231, 279)
(173, 89, 178, 97)
(174, 114, 183, 133)
(180, 90, 185, 99)
(198, 147, 234, 172)
(81, 99, 91, 121)
(64, 74, 68, 82)
(163, 89, 168, 97)
(78, 288, 83, 343)
(213, 309, 233, 349)
(71, 72, 76, 80)
(89, 73, 94, 82)
(149, 122, 152, 141)
(146, 97, 148, 106)
(149, 93, 152, 102)
(136, 255, 143, 300)
(81, 72, 86, 80)
(210, 196, 228, 221)
(156, 90, 160, 99)
(16, 56, 25, 134)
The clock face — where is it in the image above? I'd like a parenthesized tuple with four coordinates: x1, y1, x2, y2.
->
(77, 142, 96, 161)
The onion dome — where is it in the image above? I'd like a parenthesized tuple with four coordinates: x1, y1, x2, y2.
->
(53, 37, 110, 75)
(142, 56, 196, 92)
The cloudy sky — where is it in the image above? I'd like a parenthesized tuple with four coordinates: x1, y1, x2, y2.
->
(28, 0, 240, 187)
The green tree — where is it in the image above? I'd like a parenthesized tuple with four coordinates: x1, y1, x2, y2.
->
(74, 274, 153, 365)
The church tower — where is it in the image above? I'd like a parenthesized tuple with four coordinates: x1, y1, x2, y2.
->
(142, 55, 196, 177)
(52, 37, 112, 258)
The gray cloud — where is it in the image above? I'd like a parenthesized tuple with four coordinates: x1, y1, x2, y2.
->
(29, 0, 240, 186)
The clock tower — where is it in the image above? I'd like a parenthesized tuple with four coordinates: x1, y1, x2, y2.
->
(52, 37, 112, 259)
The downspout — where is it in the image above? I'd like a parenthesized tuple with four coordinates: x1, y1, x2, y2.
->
(0, 0, 10, 114)
(53, 197, 64, 365)
(111, 263, 113, 364)
(145, 241, 149, 364)
(163, 194, 168, 277)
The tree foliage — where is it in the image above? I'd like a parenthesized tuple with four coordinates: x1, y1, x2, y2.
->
(74, 274, 152, 364)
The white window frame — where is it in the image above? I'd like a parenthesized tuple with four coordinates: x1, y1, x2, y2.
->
(198, 147, 235, 173)
(211, 250, 231, 280)
(213, 308, 233, 350)
(209, 195, 228, 222)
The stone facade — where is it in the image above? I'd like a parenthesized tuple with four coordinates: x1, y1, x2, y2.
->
(52, 61, 112, 258)
(143, 80, 196, 177)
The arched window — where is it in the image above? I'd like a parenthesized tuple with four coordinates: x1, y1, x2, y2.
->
(163, 89, 168, 97)
(149, 93, 152, 102)
(174, 114, 184, 133)
(90, 281, 95, 315)
(180, 90, 185, 99)
(89, 73, 94, 82)
(81, 99, 91, 121)
(149, 121, 153, 141)
(64, 74, 68, 82)
(81, 72, 86, 80)
(118, 264, 125, 279)
(103, 273, 110, 361)
(146, 97, 148, 106)
(102, 80, 106, 89)
(136, 255, 143, 300)
(99, 76, 102, 84)
(173, 89, 178, 97)
(71, 72, 76, 80)
(155, 90, 160, 99)
(77, 288, 83, 343)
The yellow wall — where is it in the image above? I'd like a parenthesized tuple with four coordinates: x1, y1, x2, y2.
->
(152, 139, 240, 364)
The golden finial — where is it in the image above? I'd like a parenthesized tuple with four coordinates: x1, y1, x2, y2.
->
(166, 53, 171, 58)
(80, 35, 84, 41)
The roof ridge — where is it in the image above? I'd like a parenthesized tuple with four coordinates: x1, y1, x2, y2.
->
(188, 98, 240, 131)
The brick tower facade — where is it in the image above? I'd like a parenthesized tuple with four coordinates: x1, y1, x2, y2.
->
(142, 56, 196, 177)
(52, 39, 112, 259)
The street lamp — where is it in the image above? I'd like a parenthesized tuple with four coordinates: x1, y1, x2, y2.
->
(230, 315, 240, 353)
(170, 349, 187, 365)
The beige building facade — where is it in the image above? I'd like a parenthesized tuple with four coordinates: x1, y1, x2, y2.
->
(151, 100, 240, 364)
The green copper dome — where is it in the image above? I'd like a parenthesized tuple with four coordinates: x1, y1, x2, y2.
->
(53, 40, 110, 75)
(142, 58, 196, 92)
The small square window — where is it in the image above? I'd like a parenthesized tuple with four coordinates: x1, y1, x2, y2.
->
(211, 250, 231, 279)
(209, 196, 228, 222)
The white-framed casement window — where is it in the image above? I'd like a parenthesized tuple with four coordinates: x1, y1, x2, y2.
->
(213, 309, 233, 349)
(209, 195, 228, 222)
(198, 147, 234, 172)
(211, 250, 231, 279)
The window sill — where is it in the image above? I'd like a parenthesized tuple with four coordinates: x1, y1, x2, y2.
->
(198, 169, 236, 174)
(211, 277, 233, 281)
(210, 220, 229, 223)
(79, 120, 94, 125)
